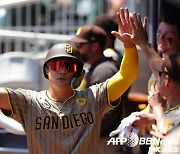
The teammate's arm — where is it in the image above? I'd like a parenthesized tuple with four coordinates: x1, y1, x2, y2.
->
(129, 12, 162, 80)
(0, 88, 11, 111)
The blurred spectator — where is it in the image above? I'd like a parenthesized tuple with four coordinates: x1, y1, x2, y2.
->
(108, 0, 127, 16)
(94, 14, 123, 65)
(69, 25, 119, 87)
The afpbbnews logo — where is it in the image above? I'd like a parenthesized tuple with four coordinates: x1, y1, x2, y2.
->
(107, 132, 179, 152)
(107, 132, 139, 147)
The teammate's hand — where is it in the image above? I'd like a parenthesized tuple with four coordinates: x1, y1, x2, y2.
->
(129, 12, 149, 49)
(133, 112, 156, 126)
(148, 84, 166, 109)
(150, 129, 168, 139)
(111, 8, 134, 48)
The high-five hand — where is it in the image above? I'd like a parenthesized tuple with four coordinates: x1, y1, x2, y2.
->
(129, 12, 148, 48)
(111, 8, 134, 48)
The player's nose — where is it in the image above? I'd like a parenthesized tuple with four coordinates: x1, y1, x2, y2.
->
(58, 66, 67, 74)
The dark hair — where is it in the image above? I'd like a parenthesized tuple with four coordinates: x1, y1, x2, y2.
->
(159, 14, 180, 37)
(94, 14, 118, 42)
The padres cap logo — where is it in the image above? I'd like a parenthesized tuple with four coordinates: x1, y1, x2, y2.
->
(65, 44, 73, 53)
(76, 98, 86, 106)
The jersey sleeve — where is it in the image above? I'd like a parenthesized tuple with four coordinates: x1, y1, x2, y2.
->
(4, 88, 31, 127)
(89, 81, 117, 114)
(107, 46, 138, 103)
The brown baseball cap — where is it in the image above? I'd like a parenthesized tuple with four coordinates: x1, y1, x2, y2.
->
(154, 52, 180, 81)
(69, 25, 106, 46)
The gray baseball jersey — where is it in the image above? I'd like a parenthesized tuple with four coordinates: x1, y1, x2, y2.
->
(149, 106, 180, 153)
(158, 105, 180, 133)
(5, 81, 116, 154)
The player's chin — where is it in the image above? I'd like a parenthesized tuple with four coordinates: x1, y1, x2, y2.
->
(158, 47, 168, 54)
(56, 80, 71, 87)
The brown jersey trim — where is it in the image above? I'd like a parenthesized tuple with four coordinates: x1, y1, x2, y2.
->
(45, 90, 76, 105)
(165, 105, 180, 113)
(63, 90, 76, 104)
(107, 80, 121, 108)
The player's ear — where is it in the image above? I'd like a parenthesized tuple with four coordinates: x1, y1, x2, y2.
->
(92, 42, 99, 52)
(71, 70, 85, 89)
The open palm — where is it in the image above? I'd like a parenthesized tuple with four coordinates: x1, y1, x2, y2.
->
(112, 8, 134, 47)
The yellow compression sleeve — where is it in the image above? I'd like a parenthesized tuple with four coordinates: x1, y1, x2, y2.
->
(107, 46, 138, 103)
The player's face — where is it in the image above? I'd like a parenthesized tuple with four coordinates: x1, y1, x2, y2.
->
(75, 42, 92, 63)
(156, 22, 179, 56)
(46, 59, 77, 87)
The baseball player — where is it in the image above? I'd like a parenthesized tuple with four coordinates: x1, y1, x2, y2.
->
(0, 9, 138, 154)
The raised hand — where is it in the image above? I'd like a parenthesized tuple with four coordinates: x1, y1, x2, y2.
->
(129, 12, 162, 79)
(148, 84, 166, 109)
(129, 12, 149, 48)
(111, 8, 134, 48)
(148, 84, 166, 125)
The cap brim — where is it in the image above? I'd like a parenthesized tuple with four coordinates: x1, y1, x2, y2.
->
(49, 54, 78, 60)
(69, 36, 88, 43)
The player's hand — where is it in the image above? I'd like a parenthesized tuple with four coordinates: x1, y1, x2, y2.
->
(148, 84, 166, 109)
(129, 12, 149, 49)
(150, 129, 168, 139)
(133, 112, 156, 126)
(111, 8, 134, 48)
